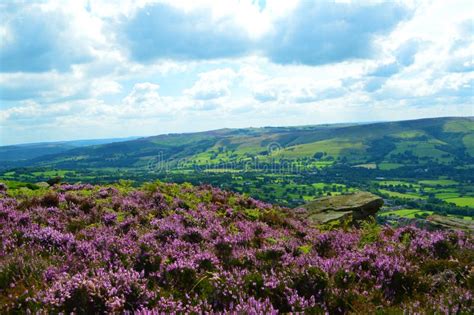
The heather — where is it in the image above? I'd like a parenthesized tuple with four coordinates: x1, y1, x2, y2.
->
(0, 182, 473, 314)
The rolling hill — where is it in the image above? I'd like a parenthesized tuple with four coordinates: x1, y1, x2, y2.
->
(0, 137, 140, 162)
(2, 117, 472, 171)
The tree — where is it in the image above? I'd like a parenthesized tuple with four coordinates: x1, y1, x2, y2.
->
(313, 152, 324, 160)
(47, 176, 62, 186)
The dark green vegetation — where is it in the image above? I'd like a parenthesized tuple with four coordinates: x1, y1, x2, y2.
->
(1, 117, 473, 225)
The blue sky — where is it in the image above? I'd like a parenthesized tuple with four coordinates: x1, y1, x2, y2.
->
(0, 0, 473, 145)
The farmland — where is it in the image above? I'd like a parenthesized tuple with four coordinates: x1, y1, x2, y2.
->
(1, 117, 473, 225)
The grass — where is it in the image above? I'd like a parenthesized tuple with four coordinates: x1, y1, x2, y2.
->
(444, 119, 474, 133)
(418, 179, 458, 186)
(390, 130, 426, 139)
(463, 134, 474, 157)
(380, 209, 472, 221)
(435, 192, 460, 199)
(203, 169, 241, 173)
(388, 139, 454, 162)
(312, 183, 346, 189)
(378, 163, 403, 170)
(375, 180, 418, 188)
(444, 197, 474, 207)
(311, 161, 334, 168)
(378, 189, 426, 200)
(277, 138, 366, 160)
(379, 209, 433, 218)
(32, 170, 73, 177)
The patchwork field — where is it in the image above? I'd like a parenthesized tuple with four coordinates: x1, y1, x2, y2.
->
(379, 209, 433, 218)
(418, 179, 458, 186)
(378, 189, 426, 200)
(278, 139, 366, 160)
(444, 197, 474, 207)
(379, 208, 472, 221)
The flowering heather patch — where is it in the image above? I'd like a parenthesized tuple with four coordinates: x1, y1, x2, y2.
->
(0, 182, 473, 314)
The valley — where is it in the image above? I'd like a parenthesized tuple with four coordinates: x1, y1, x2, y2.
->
(1, 117, 473, 227)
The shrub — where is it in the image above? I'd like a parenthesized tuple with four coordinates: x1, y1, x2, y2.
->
(334, 269, 356, 289)
(40, 192, 60, 208)
(359, 219, 381, 247)
(1, 182, 472, 313)
(433, 239, 453, 259)
(293, 267, 328, 299)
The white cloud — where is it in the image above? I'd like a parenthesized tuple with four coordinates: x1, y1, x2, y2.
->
(0, 0, 473, 145)
(0, 70, 122, 101)
(119, 82, 181, 118)
(184, 68, 237, 100)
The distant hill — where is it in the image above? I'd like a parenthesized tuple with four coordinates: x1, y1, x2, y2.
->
(0, 137, 140, 162)
(1, 117, 473, 170)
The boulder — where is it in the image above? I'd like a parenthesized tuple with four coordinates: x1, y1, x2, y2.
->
(0, 182, 6, 195)
(427, 215, 474, 232)
(295, 192, 383, 225)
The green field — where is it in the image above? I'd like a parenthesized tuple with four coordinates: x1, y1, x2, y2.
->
(375, 178, 474, 211)
(312, 161, 334, 168)
(377, 163, 403, 170)
(278, 138, 366, 160)
(1, 117, 473, 223)
(388, 139, 454, 162)
(376, 180, 417, 187)
(463, 134, 474, 157)
(379, 209, 472, 221)
(419, 179, 458, 186)
(444, 119, 474, 133)
(379, 189, 426, 200)
(435, 192, 461, 199)
(379, 209, 433, 218)
(444, 197, 474, 207)
(391, 130, 426, 139)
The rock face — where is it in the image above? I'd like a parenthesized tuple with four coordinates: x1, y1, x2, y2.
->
(427, 215, 474, 232)
(295, 192, 384, 225)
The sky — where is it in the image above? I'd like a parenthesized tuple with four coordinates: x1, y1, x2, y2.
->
(0, 0, 473, 145)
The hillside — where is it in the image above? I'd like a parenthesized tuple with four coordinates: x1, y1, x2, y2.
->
(0, 137, 139, 162)
(2, 117, 473, 171)
(1, 181, 472, 313)
(2, 117, 473, 224)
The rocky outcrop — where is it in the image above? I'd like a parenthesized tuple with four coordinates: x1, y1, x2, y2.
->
(36, 182, 50, 188)
(295, 192, 383, 225)
(427, 215, 474, 232)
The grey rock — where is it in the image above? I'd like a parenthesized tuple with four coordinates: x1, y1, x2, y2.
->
(295, 192, 383, 225)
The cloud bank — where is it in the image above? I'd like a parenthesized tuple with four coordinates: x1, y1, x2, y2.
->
(0, 0, 472, 145)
